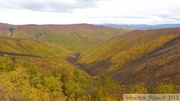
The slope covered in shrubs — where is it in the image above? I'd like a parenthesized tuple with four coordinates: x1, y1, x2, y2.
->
(78, 28, 180, 89)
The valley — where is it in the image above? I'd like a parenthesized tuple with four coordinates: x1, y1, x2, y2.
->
(0, 22, 180, 100)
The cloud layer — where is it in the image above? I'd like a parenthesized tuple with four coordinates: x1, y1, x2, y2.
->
(0, 0, 101, 12)
(0, 0, 180, 24)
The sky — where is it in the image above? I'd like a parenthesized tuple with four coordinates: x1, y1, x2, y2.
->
(0, 0, 180, 25)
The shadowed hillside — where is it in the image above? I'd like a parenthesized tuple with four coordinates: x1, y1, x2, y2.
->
(78, 28, 180, 89)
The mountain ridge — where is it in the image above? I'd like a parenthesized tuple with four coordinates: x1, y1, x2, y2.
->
(100, 23, 180, 30)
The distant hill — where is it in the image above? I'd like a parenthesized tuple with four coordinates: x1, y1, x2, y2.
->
(101, 24, 180, 30)
(0, 23, 129, 52)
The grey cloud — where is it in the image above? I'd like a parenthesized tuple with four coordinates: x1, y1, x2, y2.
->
(0, 0, 102, 12)
(155, 13, 180, 22)
(21, 1, 45, 11)
(90, 15, 151, 20)
(171, 17, 180, 21)
(165, 17, 180, 22)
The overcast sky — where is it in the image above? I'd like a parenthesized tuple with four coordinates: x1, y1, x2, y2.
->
(0, 0, 180, 25)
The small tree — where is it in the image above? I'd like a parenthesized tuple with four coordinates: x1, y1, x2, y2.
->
(8, 27, 15, 36)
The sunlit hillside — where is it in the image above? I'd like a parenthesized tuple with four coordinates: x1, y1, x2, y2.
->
(0, 23, 129, 52)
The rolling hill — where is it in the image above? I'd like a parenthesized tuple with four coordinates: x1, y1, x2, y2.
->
(0, 23, 129, 52)
(78, 28, 180, 88)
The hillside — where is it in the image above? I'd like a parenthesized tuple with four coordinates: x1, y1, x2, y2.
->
(0, 23, 127, 100)
(0, 36, 73, 71)
(78, 28, 180, 88)
(0, 23, 128, 52)
(0, 35, 122, 101)
(0, 37, 71, 58)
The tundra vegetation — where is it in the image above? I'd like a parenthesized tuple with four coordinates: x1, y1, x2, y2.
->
(0, 23, 179, 100)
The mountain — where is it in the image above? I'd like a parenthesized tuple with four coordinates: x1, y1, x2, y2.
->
(78, 28, 180, 89)
(0, 23, 129, 52)
(102, 24, 180, 30)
